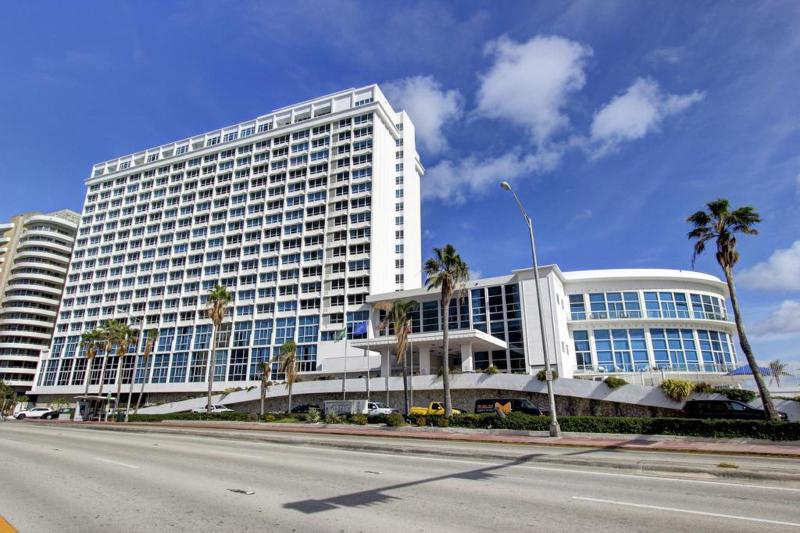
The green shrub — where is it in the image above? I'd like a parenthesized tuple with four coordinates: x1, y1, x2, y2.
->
(484, 365, 500, 375)
(661, 379, 694, 401)
(324, 412, 343, 424)
(350, 414, 368, 425)
(306, 407, 321, 423)
(536, 369, 558, 382)
(386, 412, 406, 427)
(262, 413, 276, 422)
(714, 388, 757, 403)
(128, 411, 252, 423)
(692, 381, 715, 393)
(603, 376, 628, 389)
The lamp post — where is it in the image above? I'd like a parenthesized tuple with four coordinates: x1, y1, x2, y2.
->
(500, 181, 561, 437)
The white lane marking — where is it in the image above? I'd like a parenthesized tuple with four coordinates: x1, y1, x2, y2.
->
(314, 447, 800, 493)
(572, 496, 800, 527)
(96, 457, 139, 469)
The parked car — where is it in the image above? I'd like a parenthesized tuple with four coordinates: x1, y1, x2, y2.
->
(367, 402, 396, 416)
(42, 408, 71, 420)
(291, 404, 321, 414)
(683, 399, 788, 420)
(15, 407, 52, 420)
(190, 405, 234, 414)
(475, 398, 542, 416)
(409, 402, 462, 416)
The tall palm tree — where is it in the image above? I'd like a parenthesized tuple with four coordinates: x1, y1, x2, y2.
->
(279, 340, 298, 412)
(96, 320, 120, 398)
(206, 285, 233, 414)
(79, 329, 102, 399)
(258, 361, 272, 417)
(111, 322, 138, 417)
(688, 199, 778, 420)
(375, 299, 418, 415)
(134, 328, 159, 414)
(423, 244, 470, 417)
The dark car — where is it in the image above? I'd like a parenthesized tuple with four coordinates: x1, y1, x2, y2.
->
(683, 399, 788, 420)
(475, 398, 542, 416)
(291, 404, 320, 414)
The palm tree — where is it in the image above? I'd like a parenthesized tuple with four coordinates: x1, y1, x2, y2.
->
(96, 320, 120, 398)
(279, 340, 298, 412)
(111, 322, 139, 418)
(258, 361, 272, 417)
(206, 285, 233, 414)
(375, 299, 418, 415)
(79, 329, 102, 400)
(688, 199, 778, 420)
(423, 244, 470, 417)
(134, 329, 159, 414)
(769, 360, 788, 388)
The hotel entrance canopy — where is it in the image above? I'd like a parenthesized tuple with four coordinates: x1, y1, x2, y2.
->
(350, 328, 507, 352)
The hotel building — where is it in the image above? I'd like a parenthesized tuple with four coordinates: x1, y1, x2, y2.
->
(31, 85, 422, 398)
(0, 210, 79, 392)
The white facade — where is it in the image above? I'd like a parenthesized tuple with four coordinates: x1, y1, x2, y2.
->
(352, 266, 738, 381)
(31, 85, 423, 397)
(0, 210, 79, 391)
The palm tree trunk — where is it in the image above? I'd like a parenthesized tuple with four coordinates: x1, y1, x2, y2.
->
(125, 355, 139, 422)
(402, 354, 409, 415)
(287, 386, 293, 413)
(722, 267, 779, 420)
(441, 296, 452, 417)
(112, 355, 125, 418)
(206, 323, 219, 414)
(260, 379, 266, 417)
(97, 355, 109, 396)
(135, 356, 149, 414)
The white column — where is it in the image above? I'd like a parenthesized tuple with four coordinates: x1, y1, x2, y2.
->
(460, 343, 474, 372)
(418, 345, 431, 375)
(381, 348, 391, 377)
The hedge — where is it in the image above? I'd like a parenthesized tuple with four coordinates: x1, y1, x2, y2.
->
(405, 412, 800, 441)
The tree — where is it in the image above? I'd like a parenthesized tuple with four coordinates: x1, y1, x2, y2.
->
(111, 323, 138, 418)
(687, 199, 778, 420)
(769, 359, 788, 388)
(96, 320, 122, 399)
(206, 285, 232, 414)
(423, 244, 470, 417)
(134, 329, 159, 414)
(375, 299, 419, 415)
(79, 329, 103, 399)
(279, 340, 298, 412)
(258, 361, 273, 417)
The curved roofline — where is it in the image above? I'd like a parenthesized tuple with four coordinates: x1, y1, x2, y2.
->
(562, 268, 725, 287)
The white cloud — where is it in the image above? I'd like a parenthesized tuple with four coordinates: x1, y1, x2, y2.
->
(588, 77, 704, 158)
(383, 75, 463, 155)
(739, 241, 800, 290)
(752, 300, 800, 339)
(647, 46, 684, 65)
(476, 35, 592, 145)
(422, 149, 561, 205)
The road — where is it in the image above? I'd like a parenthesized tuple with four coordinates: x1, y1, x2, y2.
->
(1, 422, 799, 532)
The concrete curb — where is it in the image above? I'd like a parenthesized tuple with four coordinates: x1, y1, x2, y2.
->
(43, 422, 800, 483)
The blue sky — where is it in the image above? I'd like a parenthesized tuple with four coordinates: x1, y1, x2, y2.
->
(1, 1, 798, 364)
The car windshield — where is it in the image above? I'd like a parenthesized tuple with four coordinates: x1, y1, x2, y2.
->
(373, 403, 388, 408)
(213, 405, 227, 409)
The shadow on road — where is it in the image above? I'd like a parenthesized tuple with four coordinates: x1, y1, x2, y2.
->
(283, 453, 540, 514)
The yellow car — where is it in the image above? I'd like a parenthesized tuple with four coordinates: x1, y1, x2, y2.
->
(409, 402, 462, 416)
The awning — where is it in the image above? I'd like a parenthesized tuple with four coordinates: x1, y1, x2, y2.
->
(350, 328, 507, 352)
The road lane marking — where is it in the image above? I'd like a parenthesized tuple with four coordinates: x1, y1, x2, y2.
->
(96, 457, 139, 469)
(572, 496, 800, 527)
(319, 447, 800, 492)
(0, 515, 17, 533)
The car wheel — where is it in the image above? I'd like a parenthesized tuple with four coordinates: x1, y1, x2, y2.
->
(17, 414, 25, 420)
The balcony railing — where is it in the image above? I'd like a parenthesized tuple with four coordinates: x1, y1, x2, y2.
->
(575, 362, 737, 374)
(570, 310, 730, 322)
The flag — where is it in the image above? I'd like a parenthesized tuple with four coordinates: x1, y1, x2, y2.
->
(353, 321, 368, 336)
(334, 329, 347, 342)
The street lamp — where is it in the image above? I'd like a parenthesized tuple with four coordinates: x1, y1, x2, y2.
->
(500, 181, 561, 437)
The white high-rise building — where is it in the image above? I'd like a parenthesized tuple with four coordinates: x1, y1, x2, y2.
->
(0, 210, 79, 392)
(31, 85, 423, 398)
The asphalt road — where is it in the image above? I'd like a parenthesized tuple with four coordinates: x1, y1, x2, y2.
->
(1, 423, 799, 532)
